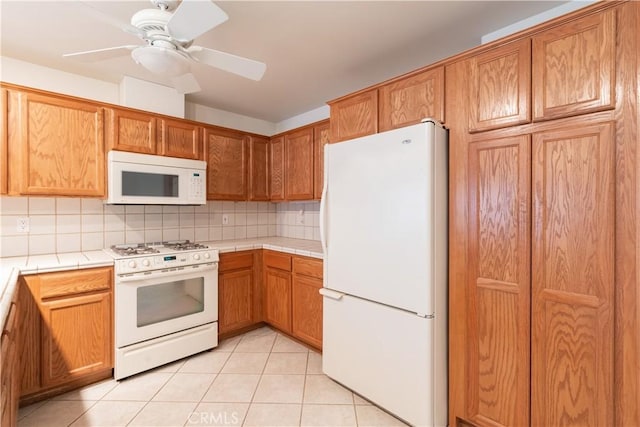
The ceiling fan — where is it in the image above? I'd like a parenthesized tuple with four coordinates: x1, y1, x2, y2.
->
(63, 0, 267, 94)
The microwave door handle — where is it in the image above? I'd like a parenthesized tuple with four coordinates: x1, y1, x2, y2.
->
(117, 263, 218, 283)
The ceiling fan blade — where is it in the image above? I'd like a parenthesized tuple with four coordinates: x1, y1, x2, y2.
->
(188, 47, 266, 81)
(171, 73, 201, 94)
(75, 1, 145, 38)
(63, 45, 138, 62)
(167, 0, 229, 42)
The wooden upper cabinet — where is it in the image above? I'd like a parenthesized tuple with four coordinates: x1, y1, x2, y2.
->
(1, 88, 8, 195)
(466, 134, 531, 426)
(313, 120, 330, 200)
(532, 9, 616, 121)
(285, 127, 314, 200)
(204, 127, 248, 200)
(469, 39, 531, 132)
(269, 136, 285, 201)
(107, 107, 156, 154)
(531, 122, 615, 425)
(379, 66, 445, 132)
(158, 118, 202, 160)
(7, 90, 105, 197)
(249, 136, 269, 201)
(329, 89, 378, 143)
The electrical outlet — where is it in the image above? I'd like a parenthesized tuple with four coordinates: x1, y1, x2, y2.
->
(16, 217, 29, 233)
(296, 210, 305, 225)
(222, 214, 229, 225)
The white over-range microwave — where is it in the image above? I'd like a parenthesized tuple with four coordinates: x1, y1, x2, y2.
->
(106, 150, 207, 205)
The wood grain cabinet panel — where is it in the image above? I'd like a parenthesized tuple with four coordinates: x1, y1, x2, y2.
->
(249, 136, 269, 201)
(531, 122, 614, 426)
(285, 127, 314, 200)
(7, 90, 105, 197)
(1, 286, 20, 427)
(18, 276, 40, 397)
(218, 252, 256, 335)
(466, 134, 531, 427)
(107, 107, 156, 154)
(313, 120, 330, 200)
(379, 66, 445, 132)
(264, 268, 292, 333)
(269, 136, 285, 201)
(158, 118, 202, 160)
(40, 292, 112, 388)
(1, 88, 7, 195)
(292, 257, 323, 349)
(469, 39, 531, 132)
(532, 10, 616, 121)
(204, 127, 248, 200)
(329, 89, 378, 143)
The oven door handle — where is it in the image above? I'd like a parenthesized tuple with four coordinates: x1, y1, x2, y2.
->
(117, 263, 218, 284)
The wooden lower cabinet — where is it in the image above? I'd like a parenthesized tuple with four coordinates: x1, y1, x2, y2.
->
(264, 251, 293, 334)
(292, 257, 323, 349)
(1, 285, 20, 427)
(18, 267, 113, 403)
(218, 251, 262, 336)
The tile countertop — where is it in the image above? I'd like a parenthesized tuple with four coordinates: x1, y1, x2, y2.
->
(0, 237, 323, 329)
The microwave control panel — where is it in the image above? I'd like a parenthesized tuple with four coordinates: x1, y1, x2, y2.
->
(189, 172, 206, 199)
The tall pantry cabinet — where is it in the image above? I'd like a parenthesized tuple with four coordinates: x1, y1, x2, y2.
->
(448, 3, 638, 426)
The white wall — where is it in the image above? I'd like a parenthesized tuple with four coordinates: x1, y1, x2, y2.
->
(274, 105, 329, 134)
(185, 102, 276, 136)
(120, 76, 185, 118)
(0, 56, 119, 104)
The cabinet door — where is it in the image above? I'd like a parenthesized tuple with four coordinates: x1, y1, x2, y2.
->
(40, 291, 112, 388)
(531, 122, 614, 425)
(329, 89, 378, 143)
(467, 134, 531, 426)
(249, 136, 269, 201)
(205, 127, 248, 200)
(313, 121, 330, 200)
(264, 267, 292, 333)
(292, 275, 322, 349)
(379, 66, 445, 132)
(7, 91, 105, 197)
(285, 127, 314, 200)
(158, 118, 202, 160)
(219, 269, 254, 334)
(532, 10, 616, 121)
(468, 39, 531, 132)
(269, 136, 285, 201)
(108, 107, 156, 154)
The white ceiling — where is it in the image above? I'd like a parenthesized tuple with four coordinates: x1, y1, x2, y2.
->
(1, 1, 570, 122)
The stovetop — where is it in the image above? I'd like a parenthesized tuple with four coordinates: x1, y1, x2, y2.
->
(109, 240, 209, 258)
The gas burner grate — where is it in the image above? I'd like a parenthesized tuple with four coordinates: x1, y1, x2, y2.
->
(162, 240, 209, 251)
(111, 244, 160, 256)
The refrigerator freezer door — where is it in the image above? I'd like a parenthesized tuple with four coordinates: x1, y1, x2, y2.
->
(322, 292, 440, 426)
(325, 122, 436, 315)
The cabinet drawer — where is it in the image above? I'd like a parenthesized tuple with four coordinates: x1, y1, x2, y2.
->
(219, 251, 254, 272)
(264, 251, 292, 271)
(293, 257, 323, 279)
(39, 267, 112, 299)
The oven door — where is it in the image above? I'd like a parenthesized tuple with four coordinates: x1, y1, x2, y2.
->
(115, 263, 218, 348)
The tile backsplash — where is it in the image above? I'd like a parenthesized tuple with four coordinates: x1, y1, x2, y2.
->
(0, 197, 320, 257)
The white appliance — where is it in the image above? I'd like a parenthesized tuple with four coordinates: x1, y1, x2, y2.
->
(106, 150, 206, 205)
(108, 241, 218, 380)
(319, 119, 448, 427)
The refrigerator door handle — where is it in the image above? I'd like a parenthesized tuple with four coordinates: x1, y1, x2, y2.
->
(319, 288, 345, 300)
(319, 147, 329, 254)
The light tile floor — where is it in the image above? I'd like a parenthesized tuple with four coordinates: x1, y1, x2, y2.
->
(17, 326, 408, 427)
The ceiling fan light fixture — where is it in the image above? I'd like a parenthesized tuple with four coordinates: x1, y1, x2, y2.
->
(131, 45, 190, 77)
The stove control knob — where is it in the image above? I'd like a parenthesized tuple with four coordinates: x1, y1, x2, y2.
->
(128, 260, 137, 269)
(142, 259, 151, 267)
(193, 253, 201, 261)
(204, 252, 211, 259)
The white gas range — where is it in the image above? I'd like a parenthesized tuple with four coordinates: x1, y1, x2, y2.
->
(105, 241, 219, 380)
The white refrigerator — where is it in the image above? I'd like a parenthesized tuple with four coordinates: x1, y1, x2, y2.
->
(319, 119, 448, 427)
